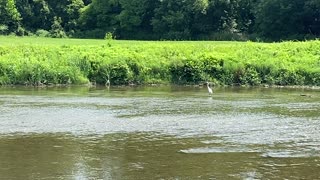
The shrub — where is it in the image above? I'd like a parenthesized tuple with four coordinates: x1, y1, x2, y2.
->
(104, 32, 114, 40)
(0, 37, 319, 86)
(36, 29, 50, 37)
(169, 59, 204, 84)
(0, 25, 8, 35)
(240, 67, 261, 85)
(109, 63, 132, 85)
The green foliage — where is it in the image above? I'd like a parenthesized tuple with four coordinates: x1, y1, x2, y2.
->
(240, 66, 261, 86)
(36, 29, 50, 37)
(87, 59, 106, 84)
(0, 0, 21, 34)
(170, 54, 227, 84)
(0, 25, 9, 35)
(79, 0, 121, 38)
(0, 37, 320, 86)
(104, 32, 114, 40)
(169, 59, 203, 84)
(254, 0, 319, 41)
(50, 17, 67, 38)
(2, 0, 318, 40)
(109, 63, 132, 85)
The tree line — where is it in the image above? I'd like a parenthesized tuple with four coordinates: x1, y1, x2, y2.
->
(1, 0, 319, 41)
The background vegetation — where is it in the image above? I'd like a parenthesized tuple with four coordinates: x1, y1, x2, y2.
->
(1, 0, 320, 41)
(0, 36, 319, 86)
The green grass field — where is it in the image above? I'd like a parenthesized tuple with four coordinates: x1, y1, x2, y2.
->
(0, 36, 243, 45)
(0, 36, 319, 86)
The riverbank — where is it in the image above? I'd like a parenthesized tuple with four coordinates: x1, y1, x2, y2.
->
(0, 36, 319, 86)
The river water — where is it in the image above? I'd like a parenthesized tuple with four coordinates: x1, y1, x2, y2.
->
(0, 86, 319, 179)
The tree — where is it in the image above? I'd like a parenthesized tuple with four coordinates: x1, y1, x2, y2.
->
(116, 0, 157, 39)
(50, 16, 67, 38)
(79, 0, 121, 38)
(3, 0, 319, 40)
(234, 0, 255, 33)
(254, 0, 306, 41)
(15, 0, 34, 31)
(152, 0, 193, 40)
(0, 0, 21, 34)
(46, 0, 84, 32)
(193, 0, 209, 14)
(15, 0, 84, 35)
(303, 0, 320, 37)
(15, 0, 52, 31)
(66, 0, 85, 32)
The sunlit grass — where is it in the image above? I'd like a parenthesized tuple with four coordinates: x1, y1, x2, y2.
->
(0, 36, 245, 45)
(0, 36, 319, 86)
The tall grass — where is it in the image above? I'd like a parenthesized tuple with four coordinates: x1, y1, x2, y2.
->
(0, 36, 319, 86)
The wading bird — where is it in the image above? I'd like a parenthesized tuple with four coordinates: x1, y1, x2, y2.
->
(106, 79, 110, 87)
(207, 82, 213, 95)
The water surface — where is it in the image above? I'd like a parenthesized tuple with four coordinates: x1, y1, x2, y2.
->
(0, 86, 319, 179)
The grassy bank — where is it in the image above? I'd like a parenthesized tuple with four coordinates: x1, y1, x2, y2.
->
(0, 36, 319, 86)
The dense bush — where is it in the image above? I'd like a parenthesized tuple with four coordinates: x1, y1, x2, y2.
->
(0, 37, 319, 86)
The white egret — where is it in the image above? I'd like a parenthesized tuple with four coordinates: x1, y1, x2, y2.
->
(106, 79, 110, 87)
(206, 82, 213, 95)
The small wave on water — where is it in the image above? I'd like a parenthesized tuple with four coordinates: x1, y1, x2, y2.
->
(261, 149, 320, 158)
(179, 146, 260, 154)
(179, 141, 320, 159)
